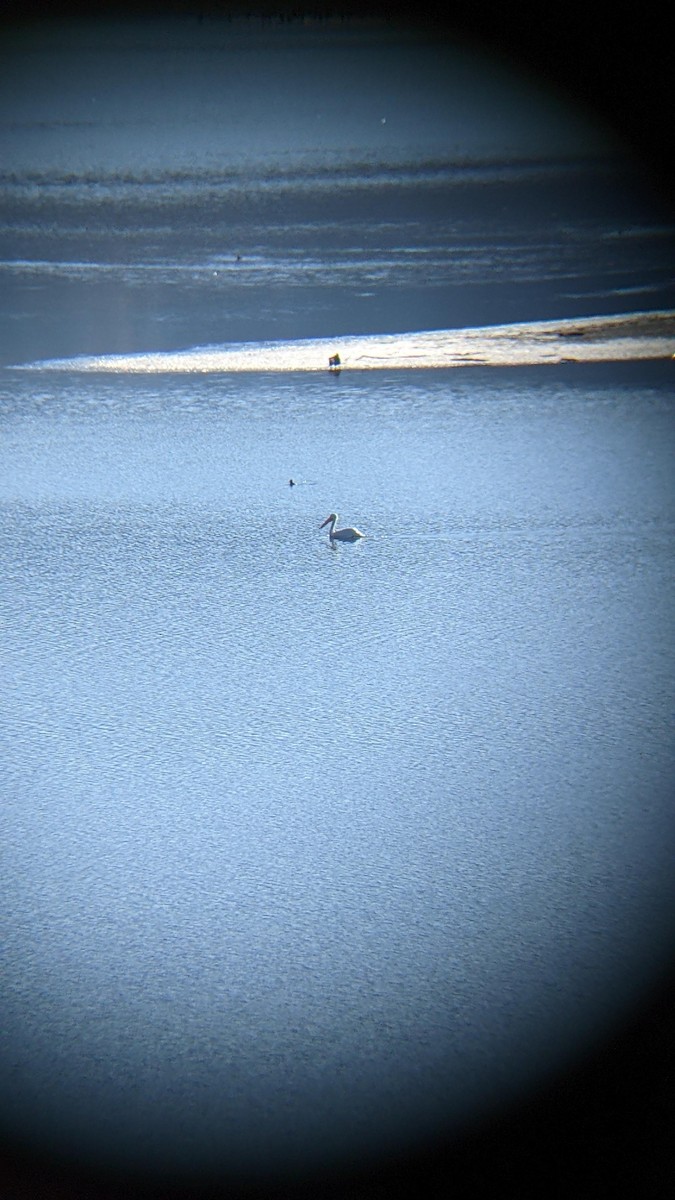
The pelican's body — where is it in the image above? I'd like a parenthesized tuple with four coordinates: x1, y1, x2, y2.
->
(319, 513, 365, 543)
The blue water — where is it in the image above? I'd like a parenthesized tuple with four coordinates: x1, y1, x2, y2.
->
(1, 21, 674, 1178)
(2, 365, 674, 1182)
(2, 158, 674, 371)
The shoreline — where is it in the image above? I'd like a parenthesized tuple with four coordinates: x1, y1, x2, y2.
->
(16, 310, 675, 373)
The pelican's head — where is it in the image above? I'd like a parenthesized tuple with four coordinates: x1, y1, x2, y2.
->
(319, 513, 337, 529)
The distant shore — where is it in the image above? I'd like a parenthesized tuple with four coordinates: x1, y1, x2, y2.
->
(19, 310, 675, 373)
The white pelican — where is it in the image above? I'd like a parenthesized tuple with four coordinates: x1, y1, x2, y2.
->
(319, 513, 365, 543)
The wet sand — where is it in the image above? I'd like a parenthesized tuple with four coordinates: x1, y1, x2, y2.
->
(22, 310, 675, 373)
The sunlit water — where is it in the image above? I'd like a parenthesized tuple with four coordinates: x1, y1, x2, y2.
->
(1, 365, 674, 1181)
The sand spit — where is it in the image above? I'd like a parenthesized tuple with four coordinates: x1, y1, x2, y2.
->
(19, 310, 675, 373)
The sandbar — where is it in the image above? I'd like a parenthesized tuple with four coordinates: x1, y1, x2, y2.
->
(19, 310, 675, 373)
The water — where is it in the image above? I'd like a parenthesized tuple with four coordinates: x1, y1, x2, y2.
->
(2, 158, 674, 370)
(1, 19, 674, 1182)
(2, 364, 674, 1183)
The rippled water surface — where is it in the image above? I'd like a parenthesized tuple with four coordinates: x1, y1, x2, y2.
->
(1, 366, 674, 1180)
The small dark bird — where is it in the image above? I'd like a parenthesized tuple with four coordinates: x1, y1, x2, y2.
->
(289, 479, 295, 487)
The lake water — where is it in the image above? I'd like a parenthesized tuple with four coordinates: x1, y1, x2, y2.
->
(1, 26, 674, 1170)
(2, 361, 674, 1185)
